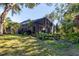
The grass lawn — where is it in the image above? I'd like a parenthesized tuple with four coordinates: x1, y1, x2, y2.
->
(0, 34, 79, 56)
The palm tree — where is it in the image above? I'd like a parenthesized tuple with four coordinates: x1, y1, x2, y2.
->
(0, 3, 38, 35)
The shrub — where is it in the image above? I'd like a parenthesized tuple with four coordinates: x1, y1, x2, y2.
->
(36, 32, 49, 40)
(64, 32, 79, 43)
(36, 32, 61, 40)
(36, 32, 79, 44)
(74, 43, 79, 49)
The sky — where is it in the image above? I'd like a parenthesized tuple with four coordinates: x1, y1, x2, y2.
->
(0, 4, 55, 23)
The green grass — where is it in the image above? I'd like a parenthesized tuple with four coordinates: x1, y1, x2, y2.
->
(0, 34, 56, 56)
(0, 34, 79, 56)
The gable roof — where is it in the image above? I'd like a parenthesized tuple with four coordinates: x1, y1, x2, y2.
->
(21, 16, 53, 25)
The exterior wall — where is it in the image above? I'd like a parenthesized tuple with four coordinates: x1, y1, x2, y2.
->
(18, 17, 52, 34)
(33, 18, 52, 34)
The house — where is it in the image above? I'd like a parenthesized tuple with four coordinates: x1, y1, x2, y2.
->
(18, 16, 53, 35)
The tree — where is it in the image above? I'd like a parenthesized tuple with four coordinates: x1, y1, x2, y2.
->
(9, 22, 20, 34)
(48, 3, 68, 34)
(3, 17, 12, 34)
(61, 19, 74, 34)
(0, 3, 38, 35)
(3, 17, 20, 34)
(64, 3, 79, 32)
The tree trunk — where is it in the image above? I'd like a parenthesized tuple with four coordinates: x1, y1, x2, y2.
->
(0, 3, 15, 35)
(0, 23, 3, 35)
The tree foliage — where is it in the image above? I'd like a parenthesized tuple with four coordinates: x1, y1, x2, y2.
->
(0, 3, 39, 35)
(3, 17, 20, 34)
